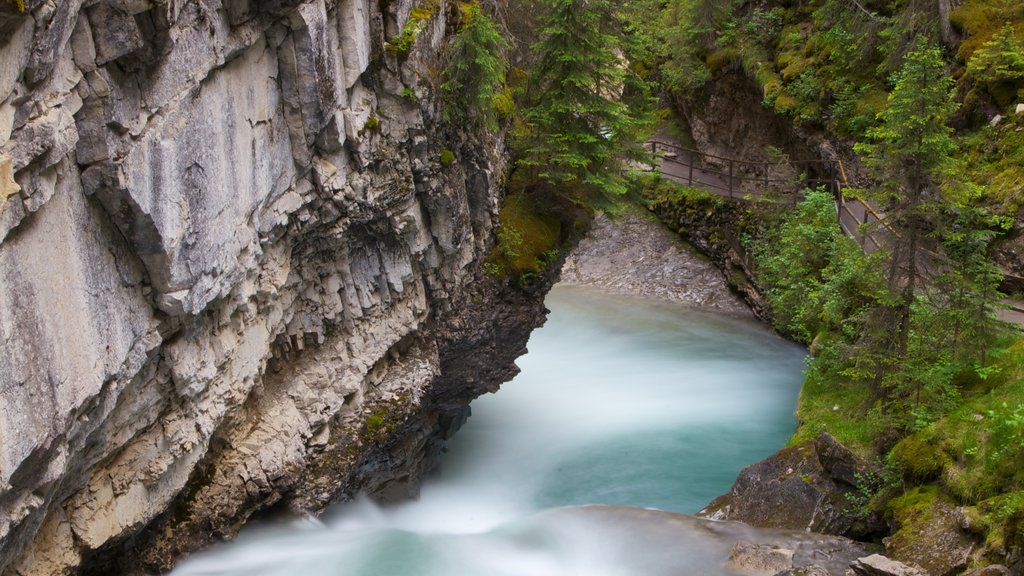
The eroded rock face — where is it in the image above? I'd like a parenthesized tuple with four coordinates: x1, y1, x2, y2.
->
(0, 1, 548, 574)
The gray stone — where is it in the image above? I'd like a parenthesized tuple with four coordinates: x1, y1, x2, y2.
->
(86, 2, 144, 65)
(699, 434, 872, 537)
(560, 209, 752, 315)
(728, 542, 796, 576)
(848, 554, 928, 576)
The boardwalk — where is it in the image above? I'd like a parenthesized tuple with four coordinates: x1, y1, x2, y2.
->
(650, 138, 1024, 326)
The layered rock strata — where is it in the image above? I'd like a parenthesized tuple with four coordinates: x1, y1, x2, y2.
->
(0, 1, 550, 574)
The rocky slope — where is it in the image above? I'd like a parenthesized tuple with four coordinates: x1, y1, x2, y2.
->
(0, 1, 554, 574)
(560, 208, 751, 315)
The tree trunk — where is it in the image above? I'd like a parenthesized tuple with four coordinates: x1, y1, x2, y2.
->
(937, 0, 961, 49)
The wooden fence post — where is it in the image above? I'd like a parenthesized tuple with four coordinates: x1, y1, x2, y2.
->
(728, 160, 734, 197)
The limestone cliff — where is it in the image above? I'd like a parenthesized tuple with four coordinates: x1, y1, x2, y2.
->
(0, 1, 550, 574)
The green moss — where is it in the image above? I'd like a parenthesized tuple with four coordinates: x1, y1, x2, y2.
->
(363, 115, 380, 132)
(706, 48, 742, 72)
(385, 4, 436, 56)
(889, 436, 946, 481)
(485, 192, 561, 281)
(493, 87, 515, 119)
(952, 0, 1024, 60)
(888, 485, 941, 523)
(439, 149, 455, 166)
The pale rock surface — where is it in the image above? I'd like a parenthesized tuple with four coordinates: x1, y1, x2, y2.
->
(0, 1, 552, 575)
(560, 209, 751, 315)
(847, 554, 928, 576)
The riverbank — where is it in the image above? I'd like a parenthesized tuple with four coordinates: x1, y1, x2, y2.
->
(644, 178, 1024, 575)
(560, 208, 751, 316)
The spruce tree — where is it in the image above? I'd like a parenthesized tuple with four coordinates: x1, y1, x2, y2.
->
(854, 44, 1005, 418)
(441, 2, 509, 130)
(518, 0, 652, 210)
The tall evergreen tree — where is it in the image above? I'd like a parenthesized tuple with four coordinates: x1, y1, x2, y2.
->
(854, 44, 958, 376)
(518, 0, 652, 210)
(441, 2, 509, 130)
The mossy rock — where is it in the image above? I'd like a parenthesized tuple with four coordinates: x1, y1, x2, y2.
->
(885, 487, 976, 576)
(889, 436, 946, 481)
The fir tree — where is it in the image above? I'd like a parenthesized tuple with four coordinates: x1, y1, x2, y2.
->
(441, 2, 509, 130)
(518, 0, 652, 210)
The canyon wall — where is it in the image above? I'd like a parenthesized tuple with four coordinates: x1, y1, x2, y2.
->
(0, 1, 550, 573)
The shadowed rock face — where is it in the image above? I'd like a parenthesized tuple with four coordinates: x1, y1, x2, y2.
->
(0, 1, 556, 574)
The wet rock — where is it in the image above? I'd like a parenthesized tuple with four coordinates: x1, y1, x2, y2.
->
(847, 554, 928, 576)
(699, 434, 874, 537)
(776, 566, 834, 576)
(728, 542, 796, 576)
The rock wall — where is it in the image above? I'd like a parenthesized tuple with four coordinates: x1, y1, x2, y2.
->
(0, 1, 550, 574)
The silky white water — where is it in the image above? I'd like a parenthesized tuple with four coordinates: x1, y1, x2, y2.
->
(173, 285, 806, 576)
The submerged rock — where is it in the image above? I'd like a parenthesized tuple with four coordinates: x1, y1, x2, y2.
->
(559, 506, 872, 576)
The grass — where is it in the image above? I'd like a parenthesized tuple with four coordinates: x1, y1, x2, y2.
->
(791, 362, 881, 459)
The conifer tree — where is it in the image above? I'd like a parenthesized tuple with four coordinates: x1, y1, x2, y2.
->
(854, 44, 958, 373)
(441, 2, 509, 130)
(518, 0, 652, 210)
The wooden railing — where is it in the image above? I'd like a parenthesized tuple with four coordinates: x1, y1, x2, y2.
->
(649, 140, 1024, 325)
(650, 139, 889, 251)
(649, 139, 840, 199)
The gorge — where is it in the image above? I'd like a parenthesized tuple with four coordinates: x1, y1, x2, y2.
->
(3, 0, 1024, 574)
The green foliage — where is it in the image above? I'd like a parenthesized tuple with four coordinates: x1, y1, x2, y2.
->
(857, 44, 958, 186)
(439, 149, 456, 166)
(966, 26, 1024, 105)
(484, 192, 561, 282)
(517, 0, 655, 211)
(441, 2, 509, 129)
(967, 26, 1024, 83)
(385, 4, 435, 56)
(362, 115, 380, 132)
(750, 189, 883, 344)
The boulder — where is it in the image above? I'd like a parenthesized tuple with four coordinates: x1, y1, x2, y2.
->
(699, 434, 874, 536)
(728, 542, 795, 576)
(884, 488, 976, 576)
(848, 554, 928, 576)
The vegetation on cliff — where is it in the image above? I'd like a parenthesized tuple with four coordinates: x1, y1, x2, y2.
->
(453, 0, 1023, 565)
(612, 0, 1024, 568)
